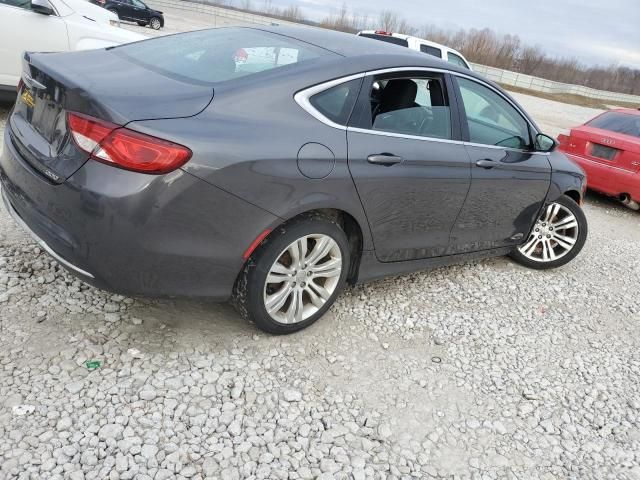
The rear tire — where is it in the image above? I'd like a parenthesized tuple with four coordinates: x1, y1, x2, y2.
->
(149, 17, 161, 29)
(232, 214, 350, 334)
(510, 195, 587, 269)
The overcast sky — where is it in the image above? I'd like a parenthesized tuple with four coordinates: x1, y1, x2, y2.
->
(266, 0, 640, 68)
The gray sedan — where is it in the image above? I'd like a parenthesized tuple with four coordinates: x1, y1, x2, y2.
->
(0, 27, 588, 333)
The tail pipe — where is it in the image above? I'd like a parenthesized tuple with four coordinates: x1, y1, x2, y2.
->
(619, 194, 640, 211)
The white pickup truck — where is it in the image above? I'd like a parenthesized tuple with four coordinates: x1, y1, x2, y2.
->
(0, 0, 146, 101)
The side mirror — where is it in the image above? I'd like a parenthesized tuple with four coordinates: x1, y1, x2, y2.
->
(31, 0, 54, 15)
(535, 133, 557, 153)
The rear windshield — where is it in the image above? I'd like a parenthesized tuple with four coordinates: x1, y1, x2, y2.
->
(587, 111, 640, 137)
(112, 28, 335, 85)
(359, 34, 409, 48)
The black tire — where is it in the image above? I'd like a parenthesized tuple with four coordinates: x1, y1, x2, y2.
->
(137, 21, 147, 26)
(107, 8, 119, 17)
(149, 17, 162, 30)
(510, 195, 587, 270)
(232, 214, 350, 334)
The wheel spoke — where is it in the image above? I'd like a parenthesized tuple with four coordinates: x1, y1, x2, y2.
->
(305, 285, 325, 308)
(310, 258, 341, 278)
(545, 203, 560, 223)
(271, 262, 293, 275)
(520, 235, 539, 256)
(553, 233, 576, 250)
(543, 238, 556, 261)
(308, 280, 331, 300)
(266, 284, 293, 314)
(285, 289, 303, 324)
(305, 236, 333, 267)
(552, 215, 578, 230)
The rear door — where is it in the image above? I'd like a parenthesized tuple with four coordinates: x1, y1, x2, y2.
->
(116, 0, 135, 20)
(0, 0, 68, 88)
(347, 70, 471, 262)
(450, 75, 551, 252)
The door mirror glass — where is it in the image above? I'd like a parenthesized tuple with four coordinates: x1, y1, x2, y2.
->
(31, 0, 54, 14)
(535, 133, 557, 152)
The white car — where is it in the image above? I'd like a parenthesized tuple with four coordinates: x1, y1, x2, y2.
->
(357, 30, 472, 70)
(0, 0, 146, 100)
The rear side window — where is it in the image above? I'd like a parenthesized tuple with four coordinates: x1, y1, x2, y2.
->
(447, 52, 469, 69)
(420, 45, 442, 58)
(309, 79, 362, 126)
(113, 29, 335, 85)
(366, 74, 452, 140)
(587, 112, 640, 138)
(359, 34, 409, 48)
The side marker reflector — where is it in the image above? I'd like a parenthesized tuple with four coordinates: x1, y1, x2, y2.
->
(243, 229, 272, 260)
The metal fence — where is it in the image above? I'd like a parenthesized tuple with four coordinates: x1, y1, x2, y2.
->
(471, 64, 640, 105)
(145, 0, 640, 105)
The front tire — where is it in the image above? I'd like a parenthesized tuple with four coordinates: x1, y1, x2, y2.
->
(232, 215, 350, 334)
(149, 17, 161, 30)
(510, 195, 587, 269)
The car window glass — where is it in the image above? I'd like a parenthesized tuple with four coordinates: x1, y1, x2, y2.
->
(447, 52, 469, 69)
(458, 77, 530, 148)
(420, 45, 442, 58)
(309, 79, 361, 126)
(0, 0, 33, 9)
(366, 75, 452, 140)
(131, 0, 145, 7)
(587, 112, 640, 138)
(114, 29, 335, 85)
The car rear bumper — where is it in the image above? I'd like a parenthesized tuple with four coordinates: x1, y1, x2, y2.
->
(563, 151, 640, 200)
(1, 126, 281, 301)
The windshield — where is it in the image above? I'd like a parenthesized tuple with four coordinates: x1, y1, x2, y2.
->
(113, 28, 336, 85)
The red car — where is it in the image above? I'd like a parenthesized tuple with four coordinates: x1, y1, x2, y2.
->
(558, 108, 640, 210)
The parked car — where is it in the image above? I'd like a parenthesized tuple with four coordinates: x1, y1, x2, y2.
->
(1, 27, 588, 334)
(0, 0, 146, 102)
(357, 30, 472, 70)
(558, 109, 640, 210)
(92, 0, 164, 30)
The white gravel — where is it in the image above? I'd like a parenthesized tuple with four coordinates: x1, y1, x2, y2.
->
(2, 37, 640, 480)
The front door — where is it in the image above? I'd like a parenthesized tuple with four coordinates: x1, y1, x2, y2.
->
(450, 76, 551, 252)
(347, 71, 471, 262)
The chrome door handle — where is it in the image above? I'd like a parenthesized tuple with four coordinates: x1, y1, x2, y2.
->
(476, 159, 499, 169)
(367, 154, 403, 166)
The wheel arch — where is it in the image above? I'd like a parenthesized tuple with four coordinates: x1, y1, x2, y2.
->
(251, 207, 367, 285)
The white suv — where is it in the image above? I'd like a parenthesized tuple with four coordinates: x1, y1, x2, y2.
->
(0, 0, 146, 101)
(357, 30, 472, 70)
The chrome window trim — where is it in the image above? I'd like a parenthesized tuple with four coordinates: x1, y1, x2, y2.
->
(294, 66, 548, 155)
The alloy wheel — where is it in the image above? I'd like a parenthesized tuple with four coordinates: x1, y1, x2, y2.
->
(263, 234, 342, 324)
(517, 202, 579, 262)
(150, 18, 161, 29)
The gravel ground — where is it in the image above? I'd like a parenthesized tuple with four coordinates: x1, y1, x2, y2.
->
(2, 48, 640, 480)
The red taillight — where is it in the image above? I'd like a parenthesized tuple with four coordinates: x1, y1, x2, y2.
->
(67, 112, 191, 174)
(375, 30, 392, 35)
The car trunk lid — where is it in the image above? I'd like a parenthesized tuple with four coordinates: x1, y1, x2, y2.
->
(10, 50, 213, 183)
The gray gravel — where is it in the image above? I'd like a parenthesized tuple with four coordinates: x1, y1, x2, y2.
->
(2, 92, 640, 479)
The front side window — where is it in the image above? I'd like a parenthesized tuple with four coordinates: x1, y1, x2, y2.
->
(457, 77, 530, 149)
(447, 52, 469, 69)
(114, 29, 335, 85)
(420, 45, 442, 58)
(587, 111, 640, 138)
(309, 79, 361, 126)
(367, 75, 452, 139)
(131, 0, 146, 7)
